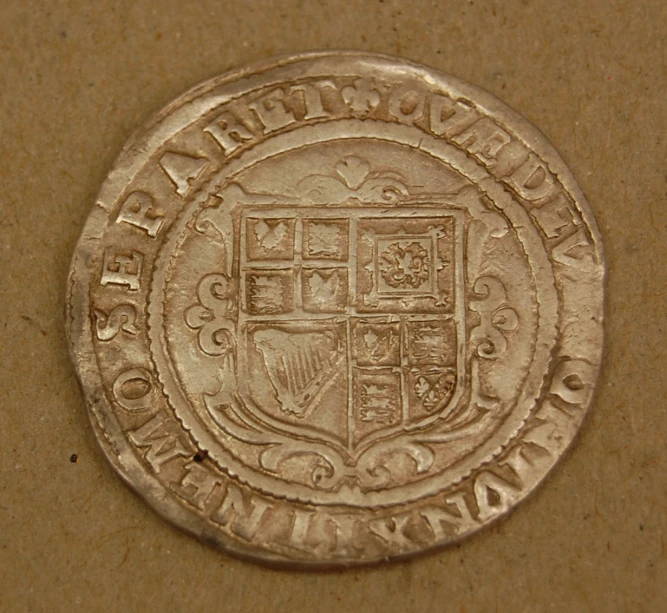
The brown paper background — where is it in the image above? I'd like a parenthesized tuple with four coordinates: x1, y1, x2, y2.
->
(1, 1, 665, 610)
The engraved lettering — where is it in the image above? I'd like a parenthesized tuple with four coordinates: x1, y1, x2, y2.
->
(489, 138, 531, 179)
(388, 86, 425, 125)
(172, 462, 223, 509)
(368, 513, 414, 551)
(474, 471, 520, 522)
(128, 410, 191, 470)
(248, 88, 296, 133)
(502, 445, 546, 486)
(289, 80, 335, 119)
(505, 152, 556, 201)
(93, 304, 138, 340)
(428, 94, 478, 137)
(116, 192, 164, 237)
(112, 367, 152, 411)
(419, 492, 477, 538)
(451, 117, 512, 167)
(211, 484, 271, 541)
(204, 111, 254, 154)
(285, 508, 317, 551)
(101, 250, 143, 291)
(551, 227, 596, 269)
(528, 194, 596, 268)
(159, 151, 208, 197)
(68, 54, 606, 564)
(531, 192, 581, 238)
(329, 515, 362, 556)
(551, 358, 595, 406)
(524, 400, 573, 455)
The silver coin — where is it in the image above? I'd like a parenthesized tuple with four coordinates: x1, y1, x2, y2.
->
(66, 51, 604, 567)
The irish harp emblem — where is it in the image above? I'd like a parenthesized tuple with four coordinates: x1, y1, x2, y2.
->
(252, 328, 344, 418)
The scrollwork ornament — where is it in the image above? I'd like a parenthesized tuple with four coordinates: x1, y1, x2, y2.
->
(469, 276, 519, 360)
(185, 274, 236, 358)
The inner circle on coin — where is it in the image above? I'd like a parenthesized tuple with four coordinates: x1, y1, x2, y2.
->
(67, 51, 604, 566)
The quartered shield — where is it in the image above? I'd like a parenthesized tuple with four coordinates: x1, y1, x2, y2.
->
(234, 204, 467, 456)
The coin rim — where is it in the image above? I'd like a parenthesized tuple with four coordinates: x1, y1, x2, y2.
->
(66, 49, 605, 567)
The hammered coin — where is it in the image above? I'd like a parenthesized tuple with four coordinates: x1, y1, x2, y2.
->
(66, 51, 604, 567)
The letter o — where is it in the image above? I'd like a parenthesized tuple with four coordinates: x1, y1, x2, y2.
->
(550, 358, 594, 406)
(112, 367, 153, 411)
(388, 86, 425, 125)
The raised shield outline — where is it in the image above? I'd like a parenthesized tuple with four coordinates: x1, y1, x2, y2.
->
(234, 205, 467, 456)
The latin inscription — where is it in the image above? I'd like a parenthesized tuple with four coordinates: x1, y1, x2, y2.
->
(116, 192, 164, 237)
(248, 88, 296, 133)
(210, 484, 271, 542)
(451, 117, 512, 167)
(148, 355, 593, 556)
(290, 80, 335, 119)
(100, 249, 144, 291)
(159, 151, 208, 197)
(94, 304, 138, 340)
(93, 62, 602, 563)
(128, 411, 191, 470)
(196, 77, 595, 272)
(203, 112, 253, 154)
(172, 461, 223, 509)
(112, 366, 152, 411)
(130, 351, 589, 558)
(419, 492, 477, 538)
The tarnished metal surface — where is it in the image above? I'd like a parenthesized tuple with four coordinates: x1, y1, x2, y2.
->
(66, 51, 604, 567)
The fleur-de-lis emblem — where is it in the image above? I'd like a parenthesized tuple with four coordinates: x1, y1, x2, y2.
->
(342, 77, 380, 115)
(296, 155, 408, 204)
(253, 219, 287, 251)
(335, 156, 371, 189)
(308, 270, 340, 303)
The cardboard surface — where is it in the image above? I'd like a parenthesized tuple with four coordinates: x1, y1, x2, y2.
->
(0, 1, 665, 610)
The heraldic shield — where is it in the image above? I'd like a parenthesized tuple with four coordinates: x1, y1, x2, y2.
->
(234, 204, 467, 455)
